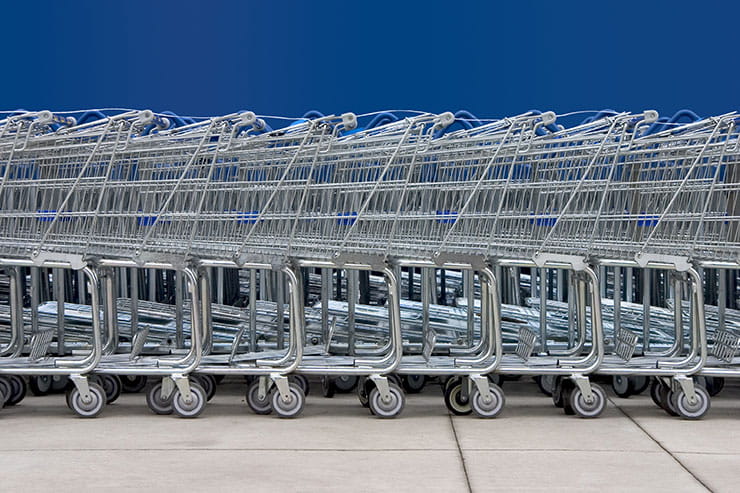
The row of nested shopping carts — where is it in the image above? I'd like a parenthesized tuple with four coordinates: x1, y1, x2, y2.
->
(0, 106, 737, 420)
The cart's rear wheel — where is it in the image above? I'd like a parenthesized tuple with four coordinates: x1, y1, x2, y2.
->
(0, 377, 10, 407)
(193, 375, 217, 402)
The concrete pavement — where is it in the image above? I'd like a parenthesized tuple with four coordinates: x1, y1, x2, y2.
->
(1, 378, 738, 492)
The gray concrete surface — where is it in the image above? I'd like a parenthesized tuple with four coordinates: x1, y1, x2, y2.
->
(2, 378, 738, 492)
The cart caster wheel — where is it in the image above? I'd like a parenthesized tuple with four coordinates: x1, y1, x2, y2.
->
(29, 375, 53, 396)
(146, 383, 174, 415)
(487, 373, 504, 388)
(672, 386, 710, 420)
(357, 379, 370, 408)
(632, 375, 650, 395)
(552, 377, 566, 408)
(272, 382, 305, 418)
(67, 383, 105, 418)
(649, 379, 662, 407)
(6, 376, 27, 406)
(444, 380, 472, 416)
(698, 376, 724, 397)
(291, 374, 310, 396)
(369, 382, 405, 419)
(335, 375, 358, 393)
(321, 377, 336, 398)
(536, 375, 555, 397)
(658, 385, 678, 416)
(246, 380, 273, 415)
(471, 383, 505, 418)
(99, 375, 122, 404)
(0, 377, 10, 407)
(121, 375, 148, 394)
(194, 375, 217, 402)
(172, 382, 206, 418)
(52, 375, 69, 393)
(402, 374, 426, 394)
(570, 383, 606, 418)
(612, 375, 634, 398)
(443, 376, 463, 396)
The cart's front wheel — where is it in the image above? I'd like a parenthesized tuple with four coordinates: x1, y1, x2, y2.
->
(369, 382, 405, 419)
(67, 383, 105, 418)
(570, 383, 606, 419)
(673, 386, 710, 420)
(29, 375, 53, 396)
(471, 383, 505, 418)
(172, 383, 206, 418)
(321, 376, 336, 398)
(146, 382, 174, 415)
(402, 374, 426, 394)
(272, 382, 305, 418)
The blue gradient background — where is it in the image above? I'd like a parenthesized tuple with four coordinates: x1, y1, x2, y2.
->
(1, 1, 737, 119)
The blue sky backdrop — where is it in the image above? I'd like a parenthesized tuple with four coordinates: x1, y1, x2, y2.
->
(1, 0, 737, 121)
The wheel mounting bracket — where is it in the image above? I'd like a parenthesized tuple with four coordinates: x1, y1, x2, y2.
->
(272, 374, 291, 402)
(369, 375, 391, 401)
(69, 374, 91, 402)
(171, 374, 192, 403)
(571, 374, 594, 403)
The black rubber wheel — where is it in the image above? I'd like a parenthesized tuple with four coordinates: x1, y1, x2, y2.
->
(632, 375, 650, 395)
(658, 385, 678, 417)
(444, 381, 472, 416)
(612, 375, 634, 399)
(321, 376, 336, 398)
(99, 374, 122, 404)
(51, 375, 69, 393)
(357, 378, 370, 408)
(194, 375, 217, 402)
(29, 375, 53, 396)
(649, 379, 663, 408)
(0, 378, 10, 407)
(6, 376, 27, 406)
(146, 382, 174, 415)
(401, 374, 427, 394)
(121, 375, 148, 394)
(291, 374, 310, 396)
(552, 377, 565, 408)
(246, 380, 273, 415)
(536, 375, 555, 397)
(334, 375, 359, 393)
